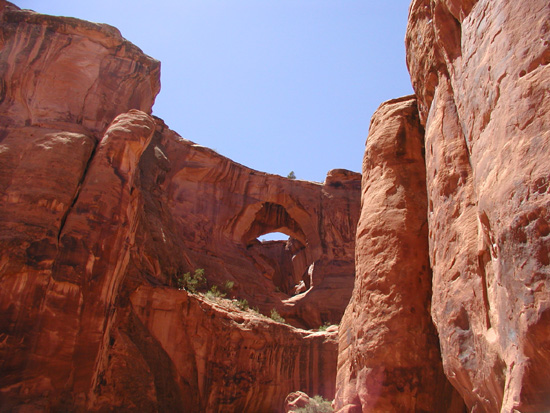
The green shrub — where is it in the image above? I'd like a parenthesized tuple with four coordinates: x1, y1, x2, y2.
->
(236, 298, 249, 311)
(176, 269, 206, 293)
(318, 322, 332, 331)
(224, 280, 235, 292)
(206, 285, 225, 299)
(295, 395, 333, 413)
(270, 308, 286, 323)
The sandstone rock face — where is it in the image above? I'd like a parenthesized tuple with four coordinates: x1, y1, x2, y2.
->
(0, 1, 160, 136)
(139, 121, 361, 330)
(406, 0, 550, 411)
(334, 96, 464, 412)
(0, 2, 359, 410)
(122, 288, 336, 412)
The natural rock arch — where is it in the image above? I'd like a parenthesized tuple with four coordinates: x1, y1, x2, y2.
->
(229, 201, 317, 296)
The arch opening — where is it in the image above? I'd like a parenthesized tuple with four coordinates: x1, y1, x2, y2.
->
(241, 202, 307, 246)
(258, 232, 290, 242)
(243, 202, 312, 296)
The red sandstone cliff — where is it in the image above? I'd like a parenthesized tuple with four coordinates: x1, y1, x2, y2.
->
(0, 2, 359, 411)
(3, 0, 550, 411)
(334, 96, 464, 412)
(336, 0, 550, 412)
(406, 1, 550, 411)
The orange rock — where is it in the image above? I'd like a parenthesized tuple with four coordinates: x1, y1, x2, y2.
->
(138, 119, 361, 330)
(108, 287, 338, 412)
(334, 96, 464, 412)
(0, 2, 160, 136)
(0, 3, 359, 410)
(406, 0, 550, 410)
(285, 391, 312, 412)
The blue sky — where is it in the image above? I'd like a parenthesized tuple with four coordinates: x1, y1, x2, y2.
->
(17, 0, 414, 183)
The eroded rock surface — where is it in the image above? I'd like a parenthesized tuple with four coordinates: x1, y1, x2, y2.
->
(0, 2, 358, 411)
(334, 96, 464, 412)
(87, 286, 337, 412)
(406, 0, 550, 411)
(0, 1, 160, 135)
(137, 121, 361, 330)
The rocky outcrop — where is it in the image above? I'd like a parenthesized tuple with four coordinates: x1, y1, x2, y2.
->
(334, 2, 550, 410)
(0, 2, 359, 411)
(6, 0, 549, 410)
(0, 1, 160, 135)
(406, 0, 550, 411)
(334, 96, 464, 412)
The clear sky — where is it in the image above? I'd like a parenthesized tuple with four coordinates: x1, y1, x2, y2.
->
(17, 0, 414, 183)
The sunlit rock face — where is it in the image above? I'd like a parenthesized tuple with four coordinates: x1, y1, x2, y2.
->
(405, 0, 550, 411)
(0, 2, 359, 411)
(335, 0, 550, 410)
(0, 2, 160, 136)
(334, 96, 465, 412)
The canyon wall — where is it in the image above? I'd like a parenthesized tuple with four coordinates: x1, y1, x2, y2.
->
(336, 0, 550, 412)
(138, 122, 361, 330)
(334, 97, 464, 412)
(406, 0, 550, 411)
(0, 2, 359, 411)
(2, 0, 550, 411)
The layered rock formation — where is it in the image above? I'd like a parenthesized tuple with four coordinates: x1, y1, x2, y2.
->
(95, 287, 337, 412)
(139, 128, 361, 329)
(3, 0, 550, 411)
(0, 2, 359, 411)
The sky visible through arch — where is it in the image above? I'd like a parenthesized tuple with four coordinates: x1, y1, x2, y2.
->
(18, 0, 414, 185)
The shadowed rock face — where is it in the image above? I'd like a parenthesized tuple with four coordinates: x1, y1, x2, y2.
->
(0, 2, 359, 411)
(406, 0, 550, 411)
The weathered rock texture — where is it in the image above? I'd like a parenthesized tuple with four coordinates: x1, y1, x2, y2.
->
(334, 96, 464, 412)
(5, 0, 549, 410)
(0, 2, 160, 135)
(405, 0, 550, 411)
(96, 287, 337, 412)
(141, 127, 361, 330)
(0, 2, 359, 411)
(335, 1, 550, 411)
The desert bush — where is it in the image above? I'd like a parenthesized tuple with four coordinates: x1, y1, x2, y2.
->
(318, 322, 332, 331)
(205, 280, 235, 300)
(206, 285, 225, 299)
(176, 269, 206, 293)
(224, 280, 235, 292)
(270, 308, 286, 323)
(236, 298, 249, 310)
